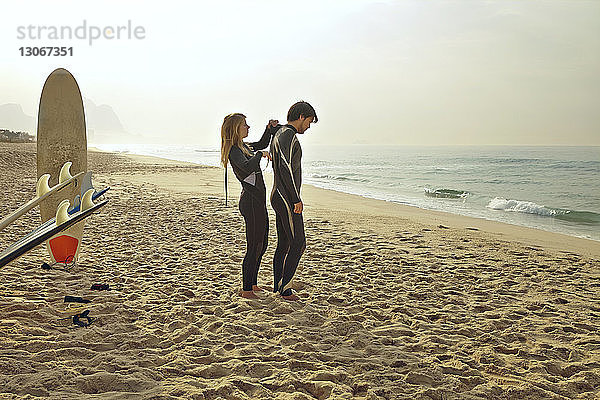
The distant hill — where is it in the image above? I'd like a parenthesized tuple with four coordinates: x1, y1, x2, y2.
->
(84, 98, 146, 143)
(0, 103, 35, 133)
(83, 98, 125, 133)
(0, 100, 142, 143)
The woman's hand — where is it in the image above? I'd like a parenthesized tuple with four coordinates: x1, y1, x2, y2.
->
(262, 151, 272, 161)
(267, 119, 280, 134)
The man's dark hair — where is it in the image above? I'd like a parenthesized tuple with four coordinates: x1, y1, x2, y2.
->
(287, 101, 318, 123)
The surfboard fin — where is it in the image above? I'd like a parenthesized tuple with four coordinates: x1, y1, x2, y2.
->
(55, 200, 70, 226)
(81, 189, 94, 211)
(69, 195, 81, 213)
(36, 174, 52, 197)
(59, 162, 73, 184)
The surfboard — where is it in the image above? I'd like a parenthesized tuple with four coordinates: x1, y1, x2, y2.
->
(0, 162, 84, 232)
(0, 198, 108, 269)
(37, 68, 87, 264)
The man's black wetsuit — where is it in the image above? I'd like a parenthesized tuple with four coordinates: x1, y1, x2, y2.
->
(270, 124, 305, 296)
(228, 125, 275, 291)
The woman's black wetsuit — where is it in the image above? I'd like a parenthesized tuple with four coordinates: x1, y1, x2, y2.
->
(228, 126, 275, 291)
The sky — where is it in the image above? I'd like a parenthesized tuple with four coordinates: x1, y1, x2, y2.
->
(0, 0, 599, 146)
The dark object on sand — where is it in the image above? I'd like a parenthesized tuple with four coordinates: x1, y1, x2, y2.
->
(64, 295, 90, 304)
(90, 283, 110, 291)
(72, 310, 94, 327)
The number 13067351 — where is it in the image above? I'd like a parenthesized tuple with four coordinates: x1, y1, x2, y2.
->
(19, 47, 73, 56)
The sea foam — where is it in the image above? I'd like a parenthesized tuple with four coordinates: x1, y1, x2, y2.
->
(487, 198, 556, 216)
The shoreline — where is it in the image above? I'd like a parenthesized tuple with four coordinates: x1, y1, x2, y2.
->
(105, 149, 600, 258)
(90, 143, 600, 245)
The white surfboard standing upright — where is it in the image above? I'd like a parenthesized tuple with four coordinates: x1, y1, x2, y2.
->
(37, 68, 88, 266)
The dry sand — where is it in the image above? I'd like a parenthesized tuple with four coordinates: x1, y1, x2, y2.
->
(0, 142, 599, 400)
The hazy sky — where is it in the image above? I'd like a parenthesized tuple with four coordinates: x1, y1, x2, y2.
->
(1, 0, 599, 146)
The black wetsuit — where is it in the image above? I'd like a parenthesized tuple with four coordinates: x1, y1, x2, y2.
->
(270, 125, 306, 296)
(228, 126, 274, 291)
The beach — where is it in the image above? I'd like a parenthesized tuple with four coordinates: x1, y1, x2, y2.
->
(1, 142, 599, 399)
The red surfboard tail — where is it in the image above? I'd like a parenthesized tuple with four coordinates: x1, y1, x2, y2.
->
(49, 235, 79, 264)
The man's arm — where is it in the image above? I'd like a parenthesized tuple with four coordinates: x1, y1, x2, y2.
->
(291, 140, 303, 213)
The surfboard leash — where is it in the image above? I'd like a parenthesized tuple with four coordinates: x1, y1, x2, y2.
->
(224, 166, 228, 207)
(41, 255, 77, 272)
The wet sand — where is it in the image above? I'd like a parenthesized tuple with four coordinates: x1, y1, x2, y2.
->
(1, 142, 599, 399)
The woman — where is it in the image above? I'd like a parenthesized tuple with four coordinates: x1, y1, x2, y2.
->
(220, 113, 279, 299)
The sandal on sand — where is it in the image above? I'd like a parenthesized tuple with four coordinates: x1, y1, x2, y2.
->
(90, 283, 111, 291)
(64, 295, 90, 304)
(73, 310, 94, 327)
(61, 310, 95, 327)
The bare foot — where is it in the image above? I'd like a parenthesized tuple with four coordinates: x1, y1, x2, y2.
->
(241, 291, 259, 299)
(281, 293, 299, 301)
(252, 285, 263, 292)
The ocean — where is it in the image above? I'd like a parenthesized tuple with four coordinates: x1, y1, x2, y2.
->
(93, 143, 600, 241)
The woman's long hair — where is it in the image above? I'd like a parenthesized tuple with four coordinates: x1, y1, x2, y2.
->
(220, 113, 251, 168)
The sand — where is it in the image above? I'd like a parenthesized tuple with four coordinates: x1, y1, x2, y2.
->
(0, 142, 599, 400)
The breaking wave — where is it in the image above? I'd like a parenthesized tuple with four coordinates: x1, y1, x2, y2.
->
(487, 198, 600, 225)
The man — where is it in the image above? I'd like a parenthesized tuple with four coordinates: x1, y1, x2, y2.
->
(270, 101, 318, 301)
